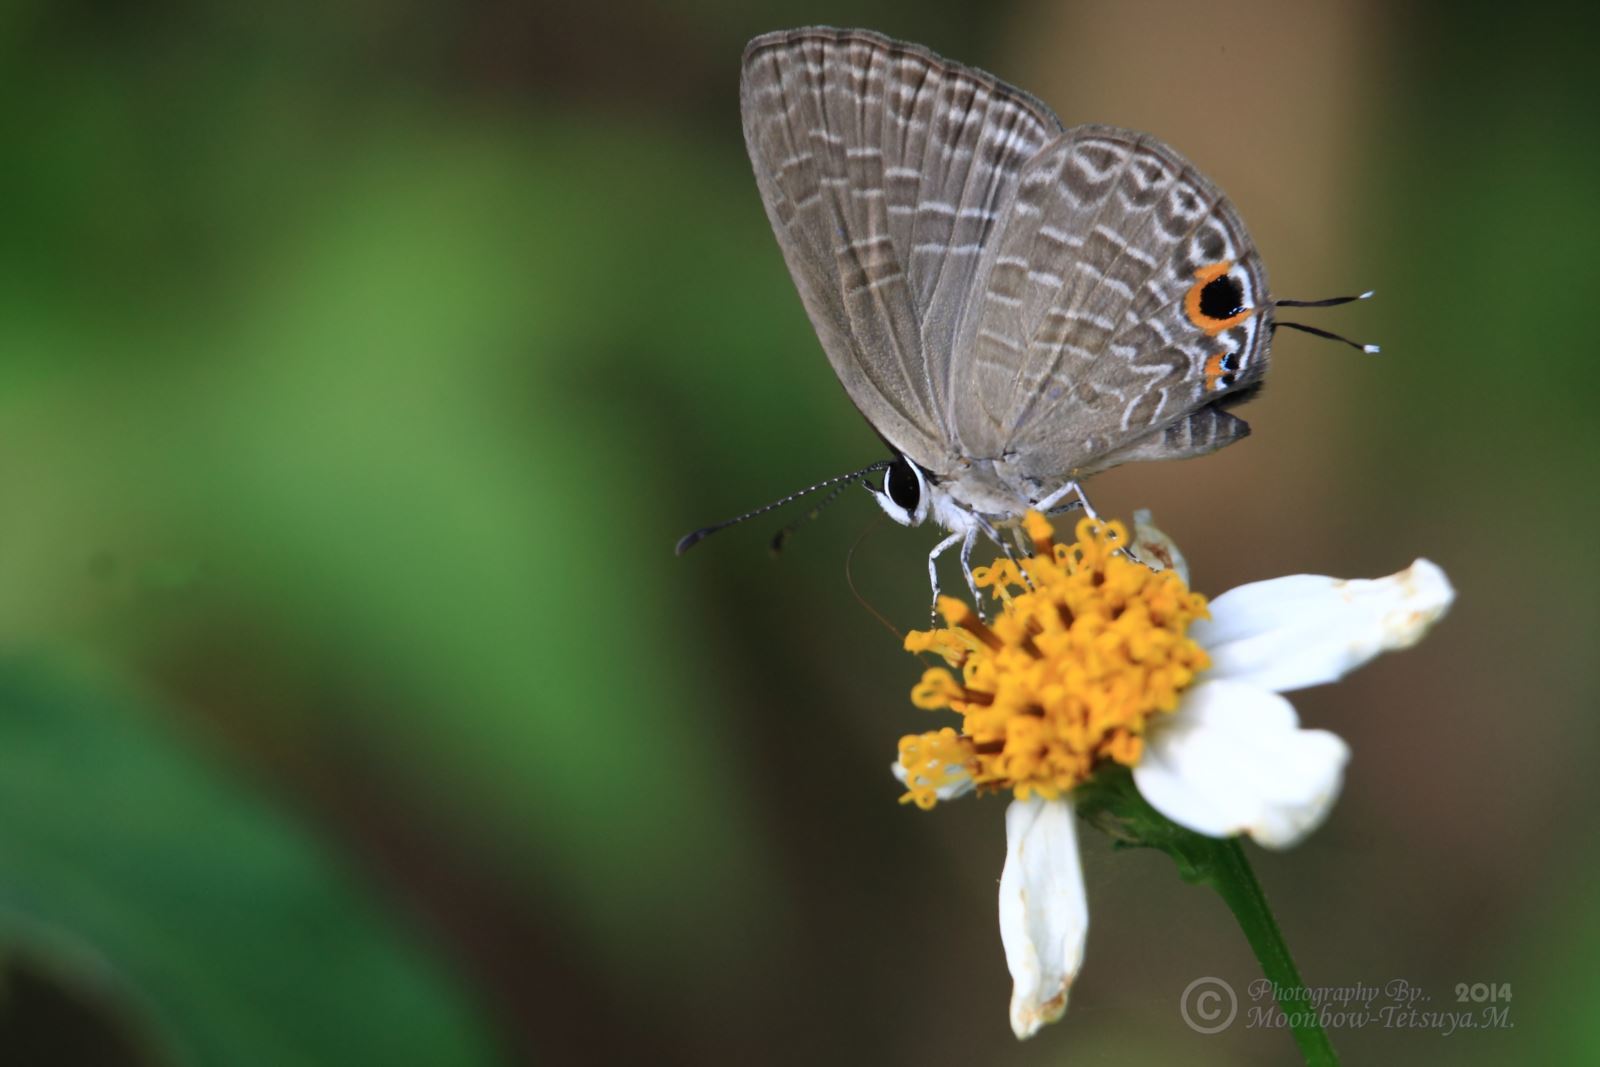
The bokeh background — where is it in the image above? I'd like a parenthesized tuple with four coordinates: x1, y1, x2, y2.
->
(2, 1, 1595, 1063)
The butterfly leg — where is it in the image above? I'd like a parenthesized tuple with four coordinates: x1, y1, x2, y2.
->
(958, 527, 989, 621)
(973, 512, 1010, 561)
(1035, 479, 1098, 521)
(927, 531, 963, 626)
(1035, 480, 1148, 566)
(975, 514, 1032, 591)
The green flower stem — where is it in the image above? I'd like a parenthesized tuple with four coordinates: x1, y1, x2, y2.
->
(1199, 836, 1338, 1066)
(1076, 769, 1338, 1066)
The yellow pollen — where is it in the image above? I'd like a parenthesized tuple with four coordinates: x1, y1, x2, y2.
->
(896, 728, 972, 810)
(897, 514, 1210, 807)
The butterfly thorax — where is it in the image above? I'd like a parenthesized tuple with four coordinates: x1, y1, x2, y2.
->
(929, 457, 1047, 531)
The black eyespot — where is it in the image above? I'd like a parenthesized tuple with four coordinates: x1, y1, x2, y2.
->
(1219, 351, 1240, 373)
(1199, 273, 1246, 320)
(886, 458, 921, 512)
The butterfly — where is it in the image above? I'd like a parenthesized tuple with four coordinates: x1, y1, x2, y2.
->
(680, 27, 1372, 611)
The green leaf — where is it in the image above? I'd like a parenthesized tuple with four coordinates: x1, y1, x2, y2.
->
(0, 654, 502, 1067)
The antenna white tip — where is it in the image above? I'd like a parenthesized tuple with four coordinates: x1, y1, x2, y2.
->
(1358, 290, 1376, 300)
(1363, 343, 1382, 354)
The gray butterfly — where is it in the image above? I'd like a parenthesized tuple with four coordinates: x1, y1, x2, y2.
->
(682, 27, 1371, 608)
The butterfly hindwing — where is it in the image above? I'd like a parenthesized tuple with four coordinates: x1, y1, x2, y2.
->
(950, 125, 1272, 485)
(1087, 399, 1254, 471)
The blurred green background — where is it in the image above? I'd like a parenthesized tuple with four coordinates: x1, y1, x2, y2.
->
(1, 1, 1595, 1063)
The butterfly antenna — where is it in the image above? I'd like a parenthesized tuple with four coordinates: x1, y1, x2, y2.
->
(770, 479, 855, 556)
(1273, 320, 1381, 354)
(1274, 290, 1375, 308)
(675, 460, 891, 556)
(1270, 288, 1379, 352)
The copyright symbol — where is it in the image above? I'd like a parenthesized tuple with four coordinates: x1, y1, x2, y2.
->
(1181, 976, 1238, 1034)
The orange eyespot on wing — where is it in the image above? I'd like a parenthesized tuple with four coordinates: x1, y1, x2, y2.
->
(1203, 352, 1238, 392)
(1185, 261, 1257, 336)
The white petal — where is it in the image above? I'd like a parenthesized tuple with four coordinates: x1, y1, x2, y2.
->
(1133, 680, 1350, 849)
(890, 756, 974, 801)
(1192, 559, 1454, 693)
(998, 797, 1088, 1039)
(1131, 508, 1190, 587)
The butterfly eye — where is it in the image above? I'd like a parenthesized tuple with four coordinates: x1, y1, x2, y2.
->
(886, 458, 921, 511)
(876, 456, 929, 527)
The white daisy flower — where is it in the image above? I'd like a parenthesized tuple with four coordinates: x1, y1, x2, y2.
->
(894, 511, 1454, 1039)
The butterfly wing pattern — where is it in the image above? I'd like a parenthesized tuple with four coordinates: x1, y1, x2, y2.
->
(740, 28, 1273, 509)
(953, 125, 1272, 486)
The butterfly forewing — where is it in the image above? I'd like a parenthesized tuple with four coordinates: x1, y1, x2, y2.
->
(740, 28, 1063, 469)
(952, 126, 1272, 482)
